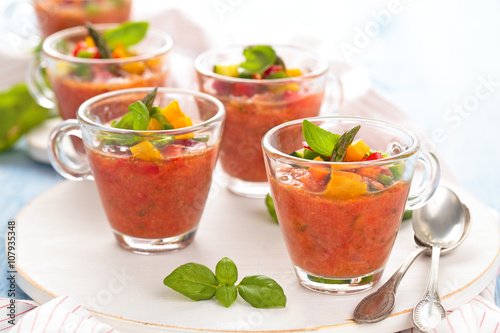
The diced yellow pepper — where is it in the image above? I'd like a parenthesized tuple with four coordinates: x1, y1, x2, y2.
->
(286, 68, 302, 77)
(85, 36, 95, 47)
(121, 62, 146, 75)
(171, 116, 192, 129)
(162, 101, 188, 127)
(146, 118, 162, 131)
(130, 141, 163, 161)
(161, 101, 194, 139)
(146, 57, 162, 69)
(112, 43, 130, 59)
(344, 139, 370, 162)
(324, 171, 367, 199)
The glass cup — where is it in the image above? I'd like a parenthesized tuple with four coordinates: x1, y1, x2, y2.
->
(28, 23, 173, 122)
(33, 0, 133, 37)
(48, 88, 225, 254)
(262, 116, 440, 294)
(195, 46, 340, 198)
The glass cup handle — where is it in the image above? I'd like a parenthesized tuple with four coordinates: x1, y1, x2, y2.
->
(48, 120, 93, 181)
(26, 58, 56, 110)
(320, 71, 344, 115)
(406, 150, 441, 210)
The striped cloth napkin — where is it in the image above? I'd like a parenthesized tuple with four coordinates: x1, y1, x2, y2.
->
(0, 296, 116, 332)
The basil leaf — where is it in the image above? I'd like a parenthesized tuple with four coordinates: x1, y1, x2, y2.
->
(215, 257, 238, 285)
(215, 285, 237, 308)
(112, 112, 134, 129)
(0, 83, 51, 152)
(239, 45, 276, 76)
(302, 120, 340, 157)
(128, 101, 150, 131)
(104, 21, 149, 48)
(141, 87, 157, 113)
(330, 125, 360, 162)
(85, 21, 112, 59)
(303, 148, 329, 161)
(265, 194, 278, 223)
(238, 275, 286, 308)
(163, 263, 219, 301)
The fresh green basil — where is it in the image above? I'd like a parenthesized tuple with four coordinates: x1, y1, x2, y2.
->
(330, 125, 360, 162)
(163, 263, 218, 301)
(111, 112, 134, 129)
(265, 194, 278, 223)
(215, 285, 238, 308)
(215, 257, 238, 285)
(238, 275, 287, 308)
(163, 258, 287, 308)
(265, 71, 290, 80)
(104, 21, 149, 49)
(239, 45, 276, 76)
(302, 120, 340, 157)
(0, 83, 52, 152)
(128, 101, 150, 131)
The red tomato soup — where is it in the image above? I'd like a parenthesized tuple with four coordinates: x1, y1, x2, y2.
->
(49, 67, 168, 121)
(34, 0, 132, 37)
(218, 92, 324, 182)
(270, 166, 410, 278)
(87, 143, 218, 239)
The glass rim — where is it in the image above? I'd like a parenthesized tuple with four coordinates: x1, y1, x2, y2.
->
(43, 24, 174, 65)
(193, 45, 329, 84)
(262, 116, 421, 166)
(77, 87, 225, 135)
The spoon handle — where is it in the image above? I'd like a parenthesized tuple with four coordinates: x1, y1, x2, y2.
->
(413, 245, 446, 331)
(354, 246, 427, 323)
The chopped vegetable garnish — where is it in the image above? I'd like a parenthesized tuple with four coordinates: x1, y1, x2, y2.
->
(213, 45, 302, 80)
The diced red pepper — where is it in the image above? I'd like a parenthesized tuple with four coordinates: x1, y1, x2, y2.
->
(365, 152, 383, 161)
(302, 141, 313, 151)
(263, 64, 284, 77)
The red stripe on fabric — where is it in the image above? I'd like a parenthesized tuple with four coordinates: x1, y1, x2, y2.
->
(74, 317, 84, 331)
(0, 326, 14, 331)
(42, 296, 69, 333)
(58, 312, 71, 333)
(480, 312, 486, 327)
(494, 322, 499, 333)
(486, 286, 494, 298)
(90, 321, 99, 333)
(0, 304, 36, 322)
(446, 316, 455, 333)
(88, 315, 93, 319)
(72, 305, 82, 313)
(473, 298, 500, 314)
(458, 308, 472, 332)
(30, 307, 40, 332)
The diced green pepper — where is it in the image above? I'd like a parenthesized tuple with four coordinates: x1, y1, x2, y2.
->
(389, 162, 405, 180)
(213, 64, 239, 77)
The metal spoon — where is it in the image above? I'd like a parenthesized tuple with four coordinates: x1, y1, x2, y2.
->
(412, 187, 466, 332)
(354, 191, 470, 324)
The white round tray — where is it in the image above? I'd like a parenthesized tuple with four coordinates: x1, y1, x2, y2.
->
(14, 180, 500, 332)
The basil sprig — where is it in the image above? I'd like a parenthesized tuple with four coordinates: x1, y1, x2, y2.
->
(239, 45, 276, 76)
(103, 21, 149, 49)
(163, 257, 286, 308)
(302, 120, 340, 157)
(330, 125, 360, 162)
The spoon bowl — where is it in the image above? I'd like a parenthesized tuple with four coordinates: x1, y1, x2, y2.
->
(413, 204, 471, 255)
(413, 187, 466, 248)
